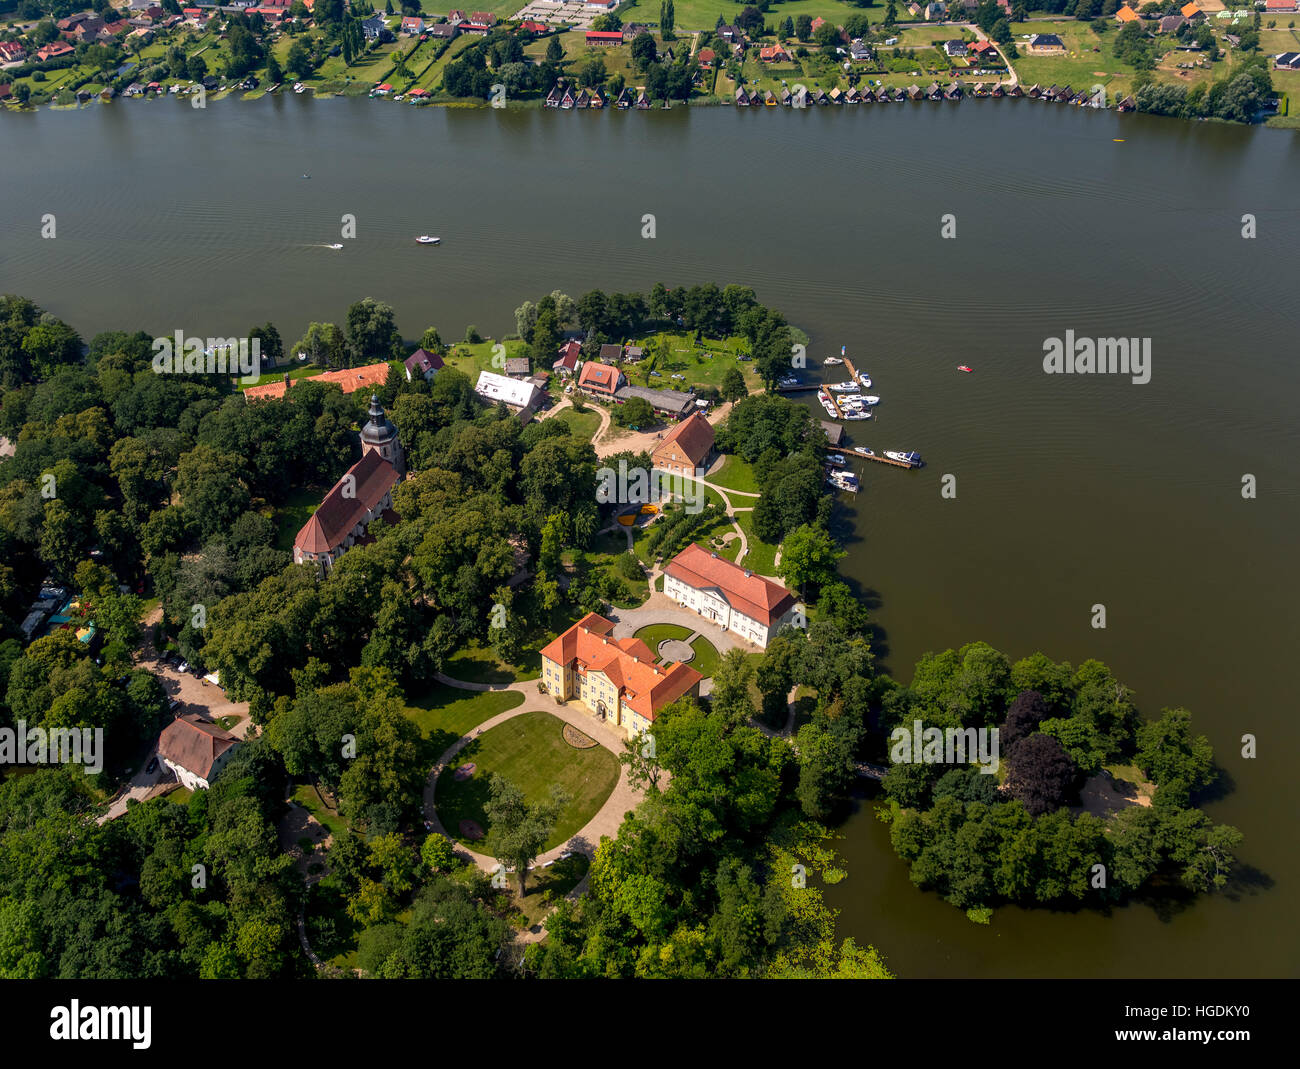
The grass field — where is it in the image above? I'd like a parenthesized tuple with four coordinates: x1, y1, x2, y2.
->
(272, 486, 323, 552)
(509, 852, 590, 926)
(445, 640, 541, 685)
(552, 405, 603, 441)
(688, 634, 721, 678)
(403, 683, 525, 742)
(292, 782, 348, 838)
(633, 622, 693, 650)
(734, 509, 779, 577)
(434, 709, 620, 856)
(625, 331, 763, 395)
(709, 455, 761, 495)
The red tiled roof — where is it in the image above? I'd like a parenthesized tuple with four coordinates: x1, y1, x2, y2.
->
(577, 360, 620, 394)
(294, 450, 399, 555)
(158, 714, 238, 780)
(540, 613, 701, 719)
(553, 339, 581, 370)
(586, 30, 623, 40)
(246, 362, 392, 402)
(664, 542, 797, 627)
(652, 411, 714, 468)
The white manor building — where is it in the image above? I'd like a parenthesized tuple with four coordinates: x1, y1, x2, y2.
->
(662, 542, 803, 649)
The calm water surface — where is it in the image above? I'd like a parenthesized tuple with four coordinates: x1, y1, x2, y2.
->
(3, 98, 1297, 976)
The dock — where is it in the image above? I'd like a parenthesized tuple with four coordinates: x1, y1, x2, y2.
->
(854, 761, 888, 781)
(853, 451, 918, 470)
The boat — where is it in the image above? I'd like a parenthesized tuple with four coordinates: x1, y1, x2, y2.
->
(822, 357, 843, 366)
(326, 243, 343, 250)
(300, 173, 310, 179)
(828, 470, 860, 492)
(885, 450, 923, 467)
(957, 365, 973, 373)
(818, 394, 838, 417)
(852, 446, 875, 458)
(829, 381, 860, 393)
(841, 409, 872, 421)
(293, 82, 305, 94)
(857, 372, 872, 388)
(859, 395, 880, 406)
(826, 454, 847, 467)
(415, 235, 441, 245)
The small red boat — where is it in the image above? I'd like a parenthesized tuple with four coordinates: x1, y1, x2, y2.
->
(957, 365, 973, 373)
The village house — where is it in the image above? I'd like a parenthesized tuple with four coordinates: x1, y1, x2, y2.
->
(697, 47, 716, 68)
(1275, 52, 1300, 70)
(1179, 1, 1204, 19)
(157, 714, 239, 791)
(760, 43, 791, 62)
(474, 369, 543, 419)
(924, 3, 946, 20)
(1265, 0, 1300, 11)
(1027, 33, 1066, 55)
(401, 15, 424, 34)
(553, 338, 582, 375)
(403, 348, 442, 381)
(622, 23, 648, 41)
(0, 41, 28, 65)
(651, 411, 714, 476)
(427, 22, 459, 40)
(586, 30, 623, 46)
(944, 39, 969, 58)
(503, 356, 531, 378)
(1115, 4, 1139, 23)
(293, 396, 404, 571)
(663, 543, 803, 649)
(1159, 14, 1186, 32)
(597, 343, 624, 363)
(540, 613, 703, 738)
(969, 39, 996, 60)
(463, 11, 496, 33)
(615, 384, 695, 419)
(577, 359, 625, 399)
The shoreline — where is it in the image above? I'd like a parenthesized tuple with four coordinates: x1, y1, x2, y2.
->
(11, 87, 1289, 129)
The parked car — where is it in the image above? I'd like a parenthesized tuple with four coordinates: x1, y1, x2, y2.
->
(167, 698, 181, 711)
(178, 661, 189, 674)
(146, 757, 158, 774)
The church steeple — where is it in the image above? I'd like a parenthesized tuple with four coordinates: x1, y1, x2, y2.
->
(359, 395, 405, 476)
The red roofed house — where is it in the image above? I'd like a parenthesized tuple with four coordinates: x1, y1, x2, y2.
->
(401, 16, 424, 34)
(404, 347, 443, 381)
(0, 41, 28, 63)
(586, 30, 624, 45)
(810, 16, 827, 31)
(520, 19, 550, 33)
(663, 542, 802, 648)
(158, 714, 239, 791)
(35, 42, 74, 61)
(540, 612, 703, 737)
(1179, 1, 1203, 17)
(462, 10, 495, 33)
(182, 8, 204, 19)
(577, 359, 625, 399)
(1115, 4, 1139, 22)
(1265, 0, 1297, 9)
(553, 339, 582, 376)
(293, 396, 404, 571)
(697, 47, 716, 68)
(244, 361, 392, 402)
(651, 411, 715, 476)
(969, 39, 996, 57)
(760, 43, 791, 62)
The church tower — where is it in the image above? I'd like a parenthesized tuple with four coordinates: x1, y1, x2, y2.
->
(359, 395, 405, 476)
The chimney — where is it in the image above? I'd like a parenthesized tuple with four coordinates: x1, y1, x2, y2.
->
(744, 570, 752, 578)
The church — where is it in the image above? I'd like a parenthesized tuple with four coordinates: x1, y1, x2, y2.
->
(293, 395, 405, 572)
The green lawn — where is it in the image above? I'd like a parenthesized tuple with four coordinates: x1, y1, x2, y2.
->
(633, 623, 693, 651)
(646, 0, 868, 31)
(272, 486, 323, 552)
(708, 455, 761, 496)
(441, 337, 530, 381)
(626, 330, 763, 396)
(688, 635, 721, 679)
(735, 510, 779, 578)
(445, 639, 541, 685)
(552, 405, 603, 442)
(509, 852, 590, 928)
(167, 786, 193, 806)
(292, 783, 349, 838)
(434, 709, 620, 857)
(403, 683, 525, 743)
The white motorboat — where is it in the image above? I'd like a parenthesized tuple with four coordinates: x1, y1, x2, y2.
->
(828, 470, 860, 492)
(326, 243, 343, 250)
(841, 409, 872, 421)
(885, 450, 923, 467)
(415, 235, 441, 245)
(829, 381, 860, 393)
(826, 453, 847, 467)
(852, 446, 875, 457)
(859, 395, 880, 405)
(857, 372, 873, 388)
(822, 357, 843, 366)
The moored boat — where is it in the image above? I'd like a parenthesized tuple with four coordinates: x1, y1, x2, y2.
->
(415, 235, 441, 245)
(822, 357, 843, 366)
(852, 446, 875, 457)
(828, 470, 860, 492)
(884, 450, 923, 467)
(829, 381, 860, 393)
(826, 453, 847, 467)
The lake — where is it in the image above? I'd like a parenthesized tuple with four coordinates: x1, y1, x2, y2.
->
(2, 96, 1297, 977)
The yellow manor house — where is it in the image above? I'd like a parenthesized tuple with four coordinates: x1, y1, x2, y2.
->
(539, 613, 703, 737)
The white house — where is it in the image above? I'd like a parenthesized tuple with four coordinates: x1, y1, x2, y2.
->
(474, 370, 542, 417)
(157, 714, 239, 791)
(662, 542, 803, 649)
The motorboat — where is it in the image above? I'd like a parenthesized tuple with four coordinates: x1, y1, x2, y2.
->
(826, 453, 847, 467)
(841, 410, 871, 421)
(859, 395, 880, 405)
(885, 450, 923, 467)
(415, 235, 441, 245)
(829, 381, 860, 393)
(852, 446, 875, 457)
(822, 357, 843, 366)
(857, 372, 872, 388)
(326, 243, 343, 250)
(957, 365, 973, 373)
(828, 470, 860, 492)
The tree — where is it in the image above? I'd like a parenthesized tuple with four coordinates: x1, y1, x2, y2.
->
(813, 21, 841, 48)
(660, 0, 675, 39)
(776, 523, 843, 596)
(1136, 707, 1216, 808)
(187, 55, 208, 81)
(286, 39, 314, 80)
(630, 31, 657, 71)
(483, 774, 568, 895)
(546, 35, 563, 62)
(795, 14, 814, 41)
(720, 367, 747, 403)
(21, 321, 82, 382)
(614, 396, 655, 428)
(346, 298, 401, 364)
(1000, 689, 1051, 748)
(1004, 733, 1080, 816)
